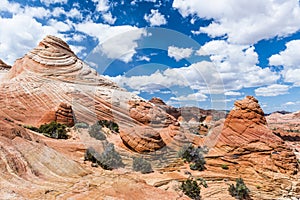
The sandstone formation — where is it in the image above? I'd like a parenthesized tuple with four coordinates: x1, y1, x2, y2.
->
(267, 111, 300, 141)
(149, 97, 166, 106)
(0, 117, 189, 200)
(120, 126, 166, 152)
(203, 96, 300, 199)
(0, 36, 186, 153)
(1, 36, 299, 199)
(38, 102, 75, 127)
(212, 96, 298, 174)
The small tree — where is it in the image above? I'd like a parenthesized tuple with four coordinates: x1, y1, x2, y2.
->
(38, 121, 68, 139)
(132, 157, 153, 174)
(84, 147, 100, 163)
(84, 144, 124, 170)
(88, 122, 106, 140)
(98, 143, 124, 170)
(228, 178, 250, 200)
(180, 178, 201, 200)
(178, 144, 206, 171)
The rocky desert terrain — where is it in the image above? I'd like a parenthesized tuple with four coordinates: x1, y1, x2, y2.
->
(0, 36, 299, 200)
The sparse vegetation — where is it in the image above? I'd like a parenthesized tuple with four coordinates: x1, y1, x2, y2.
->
(88, 120, 120, 140)
(180, 178, 201, 200)
(39, 121, 68, 139)
(178, 144, 206, 171)
(132, 157, 153, 174)
(84, 143, 124, 170)
(24, 121, 68, 139)
(4, 117, 14, 123)
(221, 164, 229, 170)
(84, 147, 99, 163)
(228, 178, 250, 200)
(88, 122, 106, 140)
(98, 120, 119, 133)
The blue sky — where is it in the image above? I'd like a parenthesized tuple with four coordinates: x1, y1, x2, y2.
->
(1, 0, 300, 113)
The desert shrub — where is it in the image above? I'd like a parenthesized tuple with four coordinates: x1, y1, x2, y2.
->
(75, 122, 89, 129)
(84, 144, 124, 170)
(221, 164, 229, 170)
(180, 178, 201, 200)
(178, 144, 206, 171)
(98, 120, 119, 133)
(98, 143, 124, 170)
(88, 122, 106, 140)
(132, 157, 153, 174)
(228, 178, 250, 200)
(38, 121, 68, 139)
(84, 147, 100, 163)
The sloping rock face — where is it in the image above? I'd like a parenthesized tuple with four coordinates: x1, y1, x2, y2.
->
(0, 117, 189, 200)
(204, 96, 299, 199)
(0, 36, 185, 153)
(213, 96, 298, 174)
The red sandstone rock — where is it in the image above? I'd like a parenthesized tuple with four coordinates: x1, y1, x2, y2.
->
(120, 126, 166, 152)
(211, 96, 298, 175)
(0, 36, 181, 153)
(149, 97, 166, 105)
(38, 102, 75, 127)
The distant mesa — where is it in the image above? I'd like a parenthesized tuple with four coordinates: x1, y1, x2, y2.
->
(0, 59, 11, 70)
(149, 97, 166, 106)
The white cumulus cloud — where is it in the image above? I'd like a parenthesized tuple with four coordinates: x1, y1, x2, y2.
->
(40, 0, 68, 6)
(102, 12, 117, 24)
(76, 21, 147, 63)
(168, 46, 193, 61)
(92, 0, 110, 12)
(255, 84, 290, 97)
(170, 92, 207, 102)
(269, 40, 300, 85)
(197, 40, 279, 90)
(225, 91, 242, 96)
(144, 9, 167, 26)
(173, 0, 300, 45)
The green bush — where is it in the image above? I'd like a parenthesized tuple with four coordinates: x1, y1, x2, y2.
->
(98, 143, 124, 170)
(88, 122, 106, 140)
(221, 164, 229, 170)
(180, 178, 201, 200)
(228, 178, 250, 200)
(132, 157, 153, 174)
(98, 120, 119, 133)
(84, 147, 100, 163)
(84, 144, 124, 170)
(178, 144, 206, 171)
(39, 121, 68, 139)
